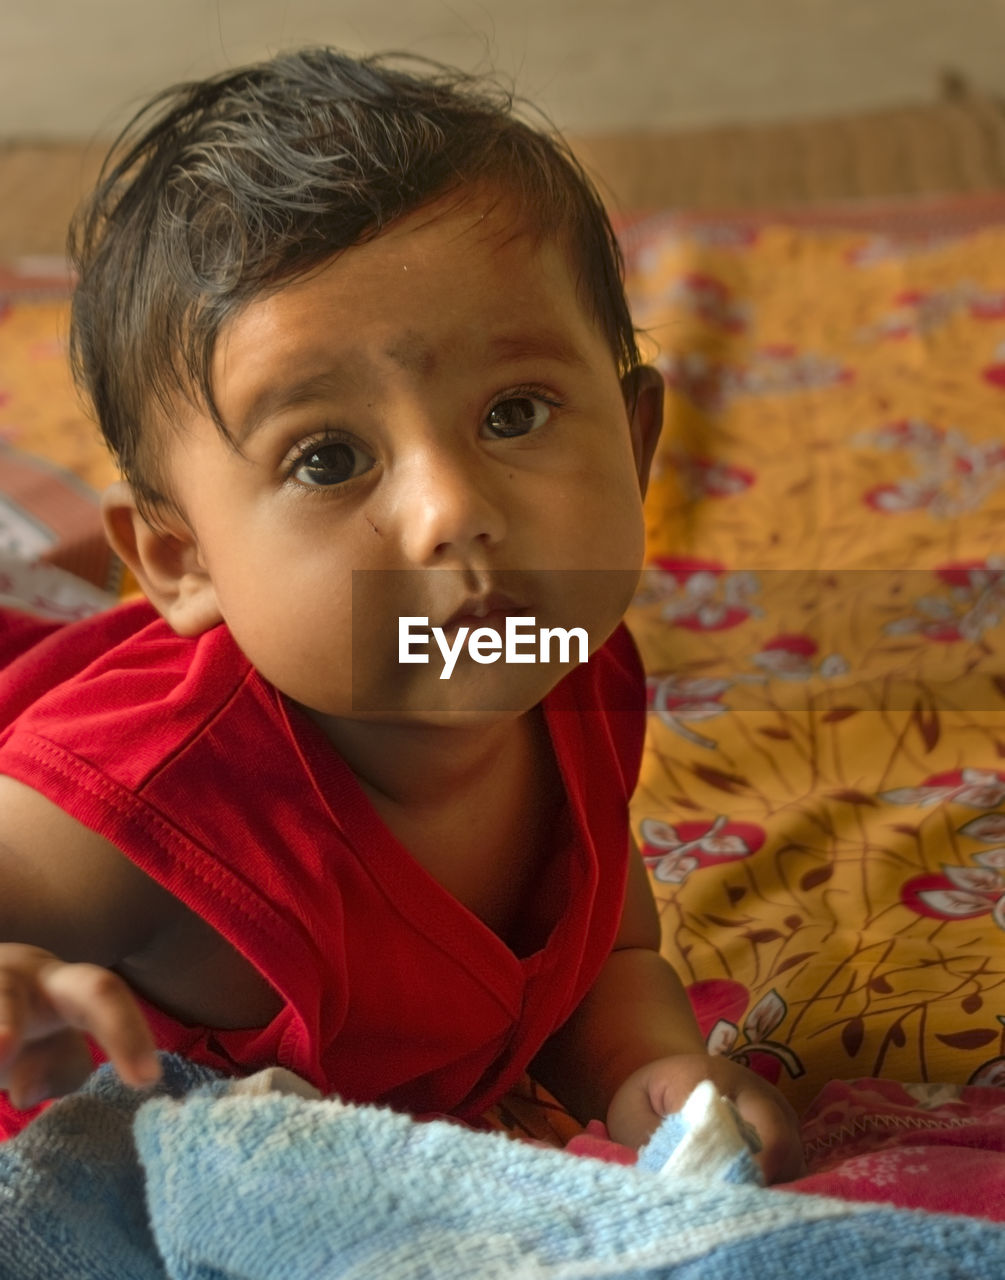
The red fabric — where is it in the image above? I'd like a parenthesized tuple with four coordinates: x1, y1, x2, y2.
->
(0, 611, 62, 670)
(560, 1081, 1005, 1217)
(784, 1078, 1005, 1220)
(0, 602, 645, 1138)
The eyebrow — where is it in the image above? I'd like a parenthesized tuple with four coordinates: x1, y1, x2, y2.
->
(486, 332, 592, 370)
(231, 368, 346, 446)
(230, 329, 591, 445)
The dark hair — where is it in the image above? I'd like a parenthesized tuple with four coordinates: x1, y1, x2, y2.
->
(68, 47, 640, 512)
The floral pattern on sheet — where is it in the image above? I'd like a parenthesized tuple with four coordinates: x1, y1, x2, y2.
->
(688, 978, 806, 1085)
(856, 422, 1005, 518)
(0, 265, 120, 591)
(0, 269, 118, 492)
(623, 214, 1005, 1112)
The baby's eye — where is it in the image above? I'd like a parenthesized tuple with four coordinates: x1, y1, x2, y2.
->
(292, 439, 374, 487)
(483, 396, 553, 439)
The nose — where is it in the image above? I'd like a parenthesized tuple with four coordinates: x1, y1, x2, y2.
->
(394, 449, 507, 565)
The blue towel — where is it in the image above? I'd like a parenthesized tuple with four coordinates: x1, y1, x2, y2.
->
(1, 1054, 1003, 1278)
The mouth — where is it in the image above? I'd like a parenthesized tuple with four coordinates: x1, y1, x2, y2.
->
(441, 591, 529, 634)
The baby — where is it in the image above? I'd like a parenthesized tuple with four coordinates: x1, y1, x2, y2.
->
(0, 48, 802, 1181)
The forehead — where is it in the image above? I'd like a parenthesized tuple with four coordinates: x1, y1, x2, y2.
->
(210, 192, 606, 408)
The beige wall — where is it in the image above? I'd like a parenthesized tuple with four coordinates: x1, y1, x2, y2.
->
(4, 0, 1005, 141)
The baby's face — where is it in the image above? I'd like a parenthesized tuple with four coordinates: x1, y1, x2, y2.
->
(162, 190, 661, 726)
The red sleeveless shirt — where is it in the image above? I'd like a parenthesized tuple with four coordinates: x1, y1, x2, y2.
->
(0, 601, 645, 1137)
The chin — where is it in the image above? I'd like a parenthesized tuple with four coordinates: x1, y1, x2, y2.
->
(352, 663, 577, 723)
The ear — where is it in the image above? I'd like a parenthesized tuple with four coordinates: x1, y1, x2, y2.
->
(101, 482, 223, 637)
(621, 365, 664, 498)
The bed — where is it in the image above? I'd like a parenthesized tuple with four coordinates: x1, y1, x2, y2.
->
(2, 85, 1005, 1272)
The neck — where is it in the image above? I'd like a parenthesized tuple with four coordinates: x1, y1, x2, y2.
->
(303, 709, 536, 810)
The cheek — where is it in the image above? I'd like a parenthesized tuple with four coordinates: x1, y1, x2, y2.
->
(561, 452, 646, 560)
(204, 535, 349, 658)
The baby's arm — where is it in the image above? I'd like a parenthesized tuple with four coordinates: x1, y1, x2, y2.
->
(532, 838, 805, 1183)
(0, 776, 165, 1108)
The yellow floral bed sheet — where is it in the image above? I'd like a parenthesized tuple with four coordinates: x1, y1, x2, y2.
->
(624, 202, 1005, 1114)
(4, 198, 1005, 1130)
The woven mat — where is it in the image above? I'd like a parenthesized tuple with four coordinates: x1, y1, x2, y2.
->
(574, 82, 1005, 214)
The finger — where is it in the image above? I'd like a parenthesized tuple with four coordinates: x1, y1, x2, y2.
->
(644, 1055, 720, 1117)
(0, 970, 30, 1068)
(3, 1028, 95, 1109)
(733, 1088, 806, 1184)
(36, 962, 161, 1089)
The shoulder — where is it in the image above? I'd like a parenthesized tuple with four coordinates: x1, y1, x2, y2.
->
(584, 622, 648, 736)
(0, 604, 279, 963)
(592, 622, 646, 699)
(547, 622, 648, 793)
(546, 622, 645, 711)
(0, 602, 256, 791)
(0, 599, 157, 722)
(0, 603, 241, 959)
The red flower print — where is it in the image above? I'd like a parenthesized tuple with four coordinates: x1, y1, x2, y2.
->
(751, 633, 849, 681)
(858, 423, 1005, 518)
(883, 559, 1005, 642)
(864, 284, 1005, 342)
(640, 558, 760, 631)
(901, 810, 1005, 930)
(668, 273, 749, 333)
(846, 234, 959, 267)
(665, 450, 755, 500)
(687, 979, 804, 1083)
(882, 768, 1005, 811)
(901, 862, 1005, 928)
(658, 347, 851, 414)
(639, 814, 762, 885)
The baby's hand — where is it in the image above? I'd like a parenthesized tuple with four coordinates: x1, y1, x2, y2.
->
(0, 943, 161, 1109)
(605, 1052, 806, 1184)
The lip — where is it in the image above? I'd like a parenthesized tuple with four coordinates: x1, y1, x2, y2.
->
(442, 591, 528, 632)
